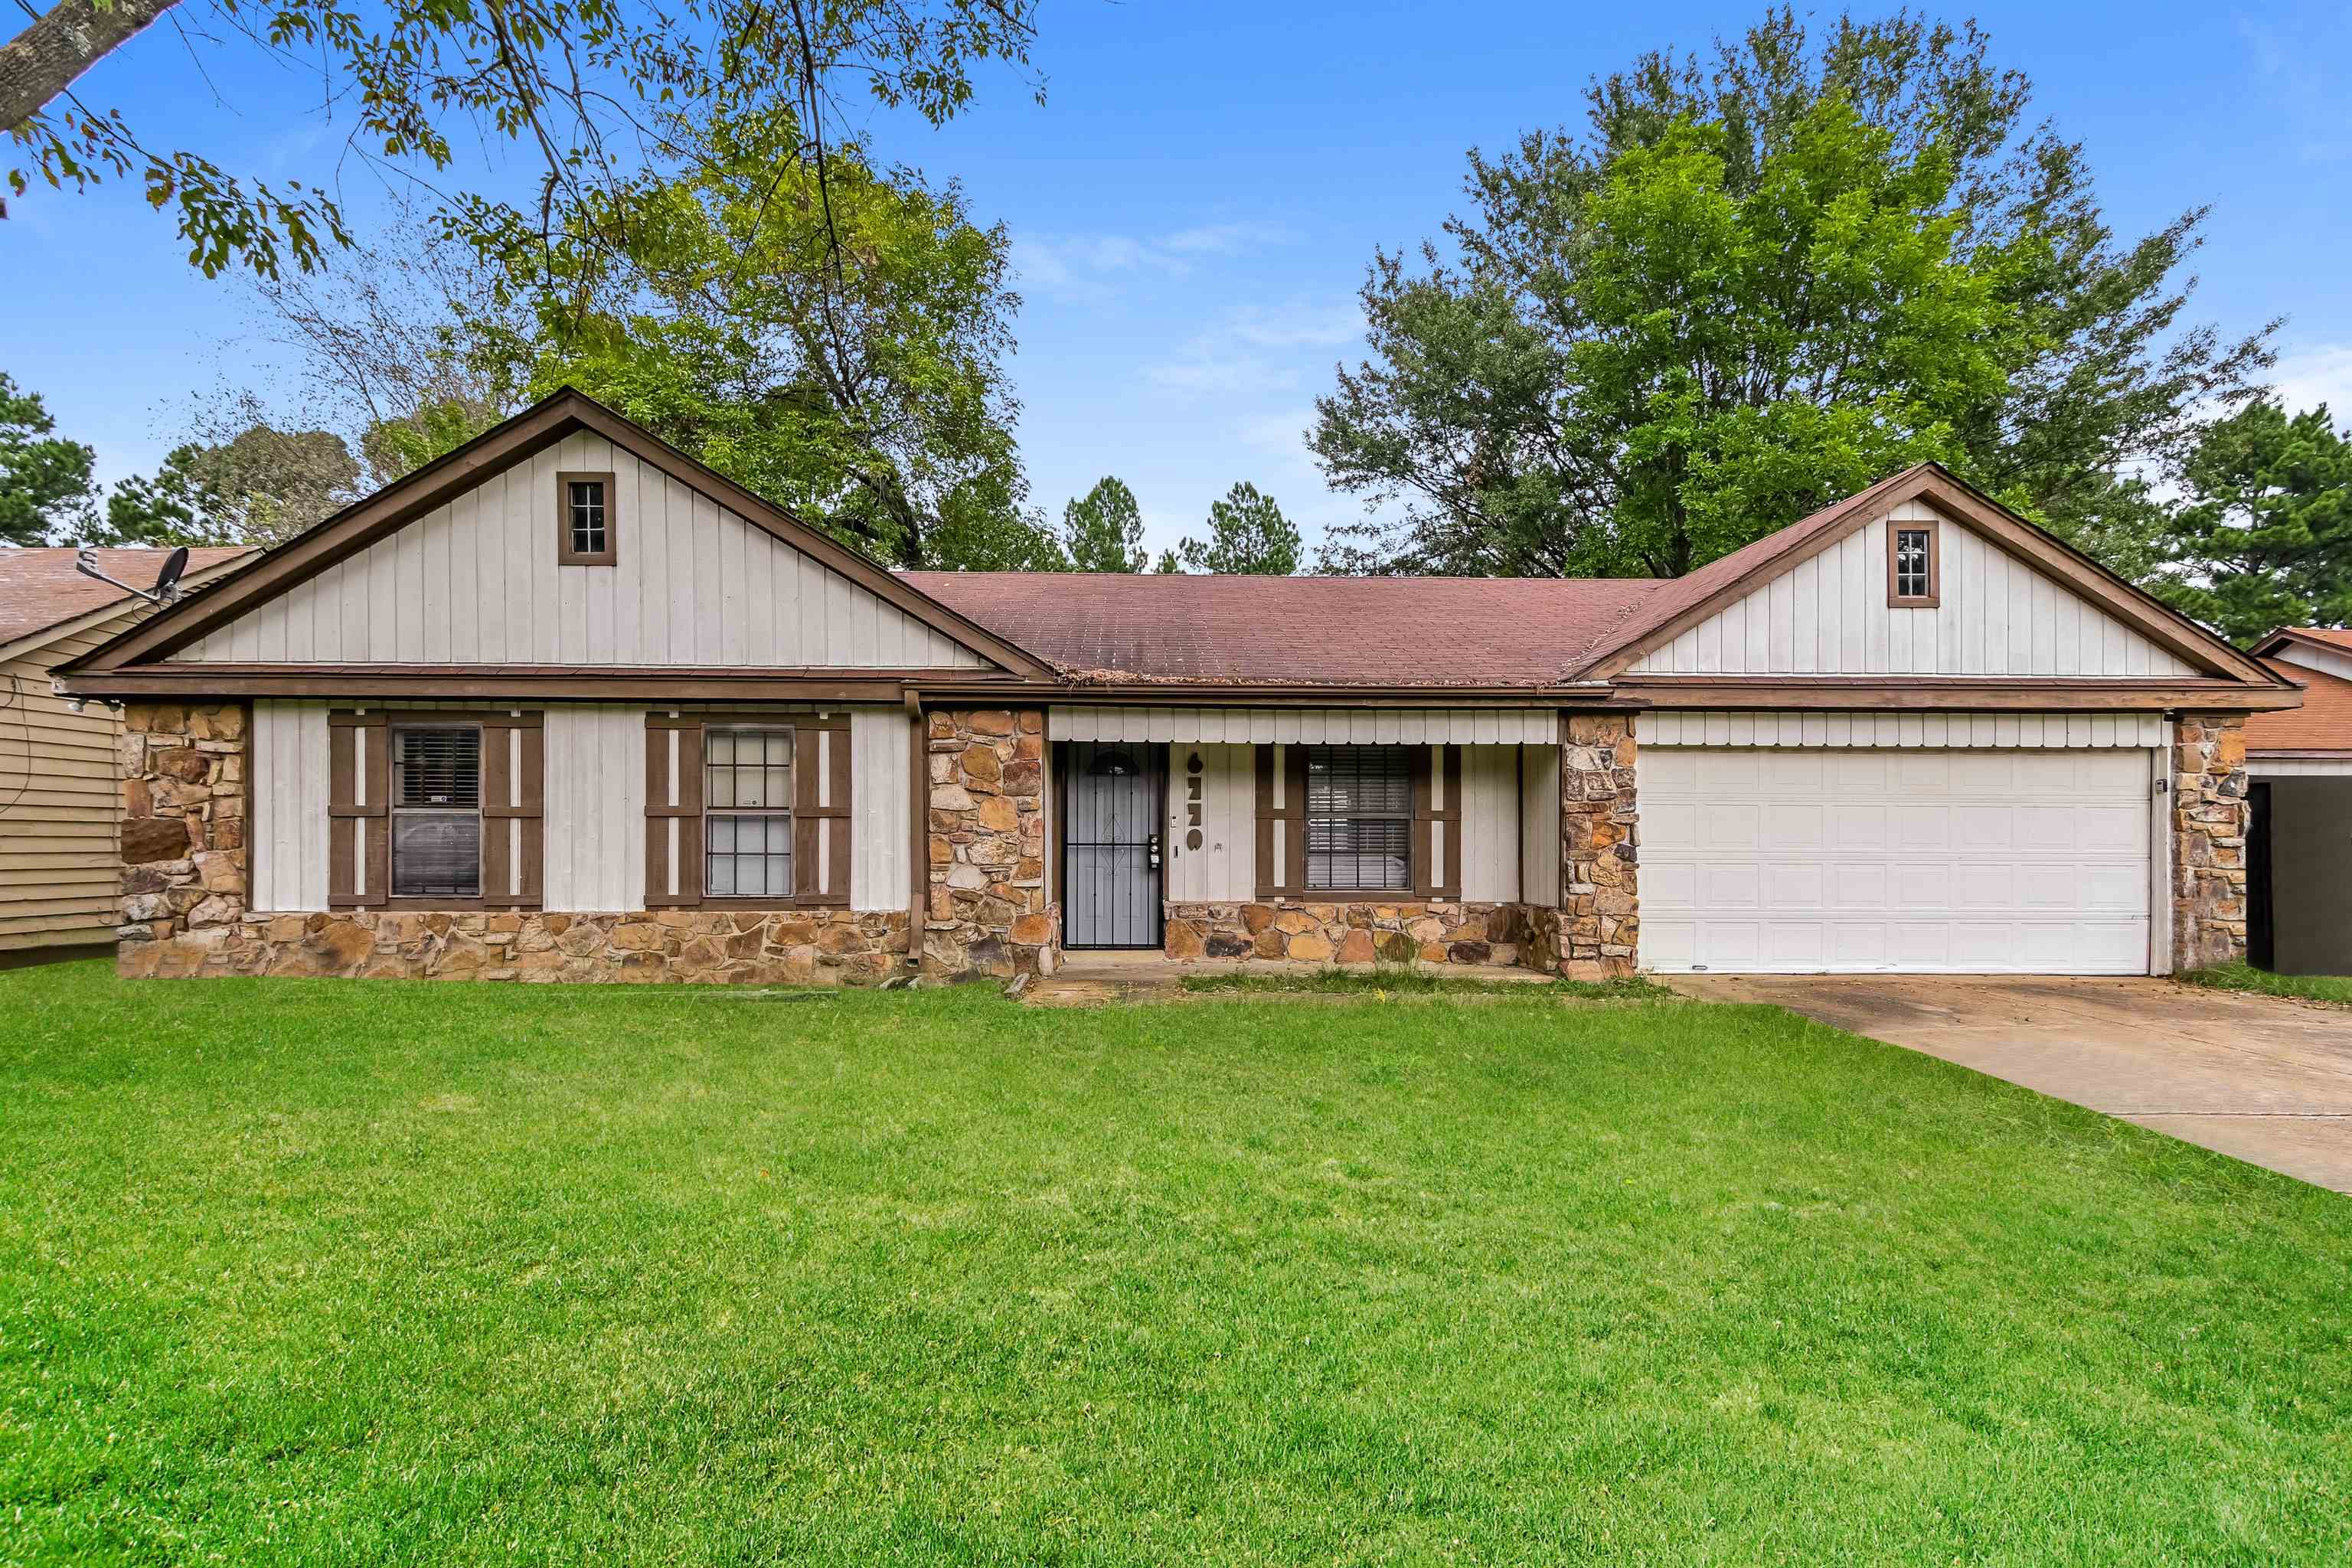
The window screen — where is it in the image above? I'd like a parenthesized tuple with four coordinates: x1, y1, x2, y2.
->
(1305, 745, 1412, 891)
(567, 479, 608, 558)
(390, 727, 482, 897)
(1894, 528, 1932, 599)
(704, 728, 793, 897)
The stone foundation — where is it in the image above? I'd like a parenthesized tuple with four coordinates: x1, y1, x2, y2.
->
(1560, 714, 1638, 980)
(116, 702, 250, 949)
(2172, 714, 2250, 970)
(924, 708, 1058, 980)
(1165, 900, 1544, 968)
(118, 908, 913, 984)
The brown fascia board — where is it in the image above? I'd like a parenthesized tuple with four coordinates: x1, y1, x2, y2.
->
(63, 388, 1061, 684)
(1611, 675, 2305, 712)
(1581, 464, 2288, 690)
(2249, 747, 2352, 759)
(54, 663, 1029, 703)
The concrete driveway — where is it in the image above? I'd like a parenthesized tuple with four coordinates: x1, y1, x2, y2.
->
(1668, 975, 2352, 1194)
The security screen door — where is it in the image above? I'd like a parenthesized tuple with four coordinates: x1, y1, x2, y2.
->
(1061, 741, 1164, 949)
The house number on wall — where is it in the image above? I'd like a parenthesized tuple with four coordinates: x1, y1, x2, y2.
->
(1184, 750, 1204, 851)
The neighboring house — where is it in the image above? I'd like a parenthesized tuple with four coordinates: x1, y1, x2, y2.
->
(2245, 629, 2352, 976)
(55, 390, 2297, 985)
(0, 547, 255, 960)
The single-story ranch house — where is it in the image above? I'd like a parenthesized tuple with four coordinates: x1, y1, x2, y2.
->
(56, 389, 2299, 985)
(2245, 628, 2352, 975)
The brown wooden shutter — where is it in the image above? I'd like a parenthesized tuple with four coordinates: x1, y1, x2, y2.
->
(1254, 743, 1306, 898)
(794, 719, 851, 905)
(482, 712, 544, 909)
(328, 710, 388, 907)
(645, 714, 704, 906)
(1413, 743, 1463, 899)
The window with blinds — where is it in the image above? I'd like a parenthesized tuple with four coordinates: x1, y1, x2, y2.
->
(1304, 745, 1412, 891)
(390, 727, 482, 897)
(704, 727, 793, 897)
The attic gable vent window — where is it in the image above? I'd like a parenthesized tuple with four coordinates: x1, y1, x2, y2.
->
(557, 472, 618, 565)
(1888, 522, 1939, 608)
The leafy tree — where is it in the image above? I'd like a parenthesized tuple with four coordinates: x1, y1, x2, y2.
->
(105, 413, 361, 546)
(1062, 477, 1146, 571)
(5, 0, 1040, 279)
(2145, 402, 2352, 646)
(1159, 482, 1300, 575)
(1312, 9, 2272, 579)
(0, 372, 96, 544)
(469, 111, 1039, 570)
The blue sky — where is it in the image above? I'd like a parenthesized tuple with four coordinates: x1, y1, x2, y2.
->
(6, 0, 2350, 561)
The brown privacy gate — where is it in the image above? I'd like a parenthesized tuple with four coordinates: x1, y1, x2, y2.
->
(1059, 741, 1164, 949)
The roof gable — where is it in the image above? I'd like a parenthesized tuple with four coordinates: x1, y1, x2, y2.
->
(1584, 466, 2283, 687)
(69, 390, 1054, 680)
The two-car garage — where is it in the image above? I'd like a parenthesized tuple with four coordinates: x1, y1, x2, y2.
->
(1640, 714, 2162, 975)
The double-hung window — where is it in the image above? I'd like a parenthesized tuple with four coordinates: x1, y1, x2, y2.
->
(1304, 745, 1413, 892)
(390, 725, 482, 898)
(703, 727, 795, 897)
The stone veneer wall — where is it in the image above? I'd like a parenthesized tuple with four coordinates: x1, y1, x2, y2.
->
(1165, 900, 1544, 968)
(2172, 714, 2250, 971)
(115, 699, 1019, 985)
(923, 708, 1058, 980)
(1560, 714, 1638, 980)
(116, 703, 250, 949)
(119, 909, 910, 982)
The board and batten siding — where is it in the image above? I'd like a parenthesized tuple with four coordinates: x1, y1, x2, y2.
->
(1519, 743, 1562, 907)
(185, 433, 990, 669)
(1632, 501, 2197, 678)
(1, 621, 141, 950)
(250, 700, 910, 913)
(1157, 740, 1527, 905)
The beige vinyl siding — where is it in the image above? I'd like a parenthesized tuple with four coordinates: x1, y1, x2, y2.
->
(1165, 743, 1254, 903)
(183, 433, 991, 669)
(1632, 500, 2197, 678)
(0, 623, 138, 949)
(249, 699, 910, 913)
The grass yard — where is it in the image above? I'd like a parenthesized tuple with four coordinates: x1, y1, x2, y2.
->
(2182, 961, 2352, 1008)
(4, 962, 2348, 1566)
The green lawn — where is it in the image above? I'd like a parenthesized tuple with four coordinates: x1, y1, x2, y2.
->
(2183, 961, 2352, 1008)
(3, 962, 2347, 1565)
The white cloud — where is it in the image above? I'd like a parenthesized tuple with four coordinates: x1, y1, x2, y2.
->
(1011, 221, 1302, 299)
(2269, 342, 2352, 417)
(1142, 299, 1364, 399)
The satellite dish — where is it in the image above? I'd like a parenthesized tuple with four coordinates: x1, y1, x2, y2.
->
(73, 545, 187, 606)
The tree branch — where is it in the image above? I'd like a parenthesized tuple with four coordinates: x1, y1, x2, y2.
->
(2, 0, 181, 130)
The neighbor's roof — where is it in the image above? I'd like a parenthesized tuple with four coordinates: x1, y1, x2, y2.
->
(905, 571, 1667, 687)
(2254, 626, 2352, 660)
(0, 547, 253, 648)
(2248, 658, 2352, 753)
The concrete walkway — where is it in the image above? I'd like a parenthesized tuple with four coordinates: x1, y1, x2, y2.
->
(1668, 975, 2352, 1194)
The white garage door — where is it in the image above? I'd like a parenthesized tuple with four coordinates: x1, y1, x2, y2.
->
(1642, 748, 2154, 975)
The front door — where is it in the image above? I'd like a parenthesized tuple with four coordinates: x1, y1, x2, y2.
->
(1060, 741, 1164, 949)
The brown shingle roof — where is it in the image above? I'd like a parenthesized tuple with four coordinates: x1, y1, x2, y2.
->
(904, 571, 1668, 687)
(2249, 658, 2352, 753)
(0, 547, 253, 648)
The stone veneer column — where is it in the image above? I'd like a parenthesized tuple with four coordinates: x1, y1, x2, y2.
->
(1559, 713, 1638, 980)
(116, 702, 250, 969)
(923, 708, 1057, 980)
(2172, 714, 2250, 971)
